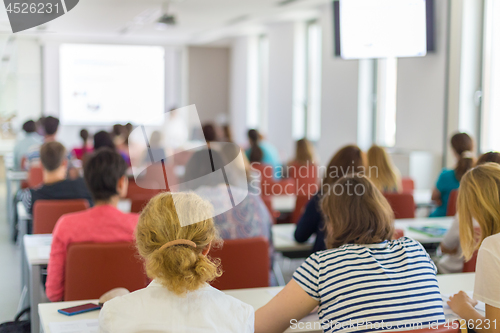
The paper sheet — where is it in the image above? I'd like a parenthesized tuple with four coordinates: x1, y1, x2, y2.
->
(442, 292, 486, 312)
(49, 319, 99, 333)
(37, 246, 51, 259)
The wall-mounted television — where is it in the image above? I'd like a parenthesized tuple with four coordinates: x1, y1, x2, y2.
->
(333, 0, 435, 59)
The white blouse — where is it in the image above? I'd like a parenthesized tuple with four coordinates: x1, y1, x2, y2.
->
(99, 280, 254, 333)
(474, 232, 500, 309)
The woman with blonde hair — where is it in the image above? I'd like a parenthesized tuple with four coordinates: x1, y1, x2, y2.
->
(367, 145, 401, 193)
(99, 192, 254, 332)
(448, 163, 500, 329)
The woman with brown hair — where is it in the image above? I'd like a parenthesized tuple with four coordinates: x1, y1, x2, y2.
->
(294, 145, 366, 252)
(256, 176, 445, 333)
(430, 132, 474, 217)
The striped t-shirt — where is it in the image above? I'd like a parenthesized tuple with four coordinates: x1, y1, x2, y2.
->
(293, 237, 445, 333)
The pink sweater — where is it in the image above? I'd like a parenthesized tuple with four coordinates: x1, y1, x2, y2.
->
(46, 205, 139, 301)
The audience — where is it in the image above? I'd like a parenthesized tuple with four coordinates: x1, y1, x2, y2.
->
(431, 132, 474, 217)
(99, 192, 254, 332)
(183, 148, 273, 261)
(437, 151, 500, 273)
(20, 142, 92, 215)
(46, 148, 138, 301)
(24, 116, 64, 169)
(448, 163, 500, 329)
(367, 144, 401, 193)
(294, 145, 366, 252)
(255, 175, 445, 333)
(13, 120, 42, 170)
(246, 129, 281, 178)
(72, 129, 93, 160)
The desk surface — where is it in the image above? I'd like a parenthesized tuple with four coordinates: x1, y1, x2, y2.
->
(39, 273, 476, 333)
(24, 234, 52, 265)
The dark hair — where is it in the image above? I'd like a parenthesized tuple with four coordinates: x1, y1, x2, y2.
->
(22, 120, 36, 133)
(112, 124, 123, 137)
(321, 175, 395, 248)
(451, 132, 474, 181)
(40, 141, 66, 171)
(94, 131, 115, 150)
(202, 124, 218, 142)
(80, 129, 89, 155)
(222, 124, 233, 142)
(183, 148, 225, 190)
(84, 148, 128, 201)
(322, 145, 367, 193)
(247, 129, 263, 163)
(43, 116, 60, 136)
(477, 152, 500, 166)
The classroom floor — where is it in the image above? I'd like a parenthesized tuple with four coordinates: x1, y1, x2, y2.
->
(0, 179, 22, 322)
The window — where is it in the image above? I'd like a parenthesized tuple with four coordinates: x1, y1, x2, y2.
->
(375, 57, 398, 147)
(247, 35, 269, 132)
(293, 20, 322, 141)
(481, 0, 500, 152)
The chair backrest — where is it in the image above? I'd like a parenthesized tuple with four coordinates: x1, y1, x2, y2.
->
(33, 199, 89, 234)
(447, 189, 459, 216)
(210, 237, 269, 290)
(291, 195, 310, 224)
(463, 250, 478, 272)
(404, 322, 460, 333)
(64, 242, 149, 301)
(126, 177, 161, 200)
(383, 193, 416, 219)
(27, 167, 43, 188)
(261, 196, 277, 224)
(401, 177, 415, 193)
(289, 162, 319, 196)
(130, 197, 151, 213)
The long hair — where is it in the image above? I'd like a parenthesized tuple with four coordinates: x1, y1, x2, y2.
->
(247, 129, 263, 163)
(322, 145, 367, 194)
(451, 132, 474, 181)
(367, 145, 401, 193)
(295, 138, 315, 164)
(458, 163, 500, 260)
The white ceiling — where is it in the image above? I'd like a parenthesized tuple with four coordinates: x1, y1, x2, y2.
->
(0, 0, 328, 45)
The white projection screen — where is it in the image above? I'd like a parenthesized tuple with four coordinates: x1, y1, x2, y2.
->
(59, 44, 165, 125)
(339, 0, 427, 59)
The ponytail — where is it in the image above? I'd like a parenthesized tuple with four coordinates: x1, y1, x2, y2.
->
(247, 129, 264, 163)
(455, 151, 474, 181)
(451, 132, 474, 181)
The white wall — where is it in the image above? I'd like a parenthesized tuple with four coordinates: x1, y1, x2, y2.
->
(187, 46, 230, 124)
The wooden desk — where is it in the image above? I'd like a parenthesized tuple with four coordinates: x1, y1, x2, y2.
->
(39, 273, 477, 333)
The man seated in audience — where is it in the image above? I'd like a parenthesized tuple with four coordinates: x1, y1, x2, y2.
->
(24, 116, 61, 169)
(20, 142, 93, 215)
(13, 120, 42, 170)
(45, 148, 139, 302)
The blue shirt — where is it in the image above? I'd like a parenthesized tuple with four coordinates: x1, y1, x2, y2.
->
(246, 141, 282, 178)
(430, 169, 459, 217)
(293, 237, 445, 333)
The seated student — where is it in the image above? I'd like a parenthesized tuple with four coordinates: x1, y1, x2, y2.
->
(94, 130, 131, 165)
(13, 120, 42, 170)
(99, 192, 254, 332)
(24, 116, 61, 169)
(430, 132, 474, 217)
(295, 145, 366, 252)
(437, 151, 500, 274)
(256, 175, 445, 333)
(246, 129, 281, 178)
(46, 148, 138, 301)
(448, 163, 500, 330)
(20, 142, 92, 215)
(72, 129, 93, 160)
(285, 138, 316, 178)
(183, 148, 273, 260)
(367, 144, 402, 193)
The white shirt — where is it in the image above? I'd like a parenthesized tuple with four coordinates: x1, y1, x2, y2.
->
(474, 232, 500, 309)
(99, 280, 254, 333)
(437, 216, 463, 273)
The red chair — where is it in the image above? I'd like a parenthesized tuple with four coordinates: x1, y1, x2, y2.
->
(404, 323, 460, 333)
(252, 163, 296, 196)
(447, 190, 459, 216)
(64, 242, 149, 301)
(27, 166, 43, 188)
(33, 199, 90, 234)
(291, 195, 310, 224)
(383, 193, 416, 219)
(210, 237, 269, 290)
(288, 162, 319, 197)
(401, 177, 415, 193)
(130, 197, 151, 213)
(126, 177, 161, 200)
(463, 250, 478, 273)
(261, 196, 278, 224)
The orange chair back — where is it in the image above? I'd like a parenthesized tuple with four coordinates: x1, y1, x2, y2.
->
(33, 199, 89, 234)
(291, 195, 310, 224)
(447, 190, 459, 216)
(383, 193, 416, 219)
(463, 250, 478, 272)
(64, 242, 148, 301)
(404, 323, 460, 333)
(126, 177, 161, 200)
(289, 162, 319, 196)
(261, 196, 278, 224)
(210, 237, 269, 290)
(401, 177, 415, 193)
(130, 197, 151, 213)
(27, 167, 43, 188)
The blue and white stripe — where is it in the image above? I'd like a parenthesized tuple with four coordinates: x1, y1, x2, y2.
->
(293, 237, 445, 333)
